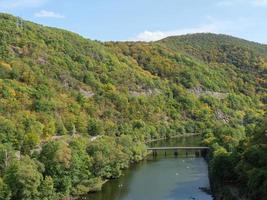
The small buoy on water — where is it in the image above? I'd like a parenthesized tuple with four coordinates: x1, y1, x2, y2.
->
(176, 173, 179, 176)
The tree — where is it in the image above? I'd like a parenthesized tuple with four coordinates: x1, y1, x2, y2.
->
(39, 176, 55, 200)
(4, 156, 42, 200)
(87, 118, 103, 136)
(0, 177, 11, 200)
(55, 118, 67, 136)
(0, 117, 16, 145)
(87, 136, 129, 178)
(39, 141, 72, 195)
(0, 144, 17, 175)
(69, 139, 93, 195)
(41, 117, 56, 139)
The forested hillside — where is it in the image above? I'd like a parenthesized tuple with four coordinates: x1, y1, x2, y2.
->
(0, 13, 266, 200)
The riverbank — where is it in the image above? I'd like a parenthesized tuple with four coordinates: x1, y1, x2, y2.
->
(213, 185, 248, 200)
(85, 134, 212, 200)
(145, 133, 201, 143)
(87, 133, 203, 194)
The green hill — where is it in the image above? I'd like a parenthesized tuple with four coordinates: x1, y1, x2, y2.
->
(0, 13, 266, 200)
(159, 33, 267, 61)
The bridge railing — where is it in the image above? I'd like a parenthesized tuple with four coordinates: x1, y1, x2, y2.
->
(147, 146, 210, 158)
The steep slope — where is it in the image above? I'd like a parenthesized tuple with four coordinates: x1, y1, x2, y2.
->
(0, 13, 266, 199)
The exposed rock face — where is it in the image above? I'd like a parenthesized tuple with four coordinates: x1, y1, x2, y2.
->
(79, 88, 95, 98)
(214, 109, 230, 123)
(189, 87, 228, 99)
(37, 56, 47, 65)
(59, 74, 77, 88)
(10, 45, 23, 55)
(129, 86, 160, 97)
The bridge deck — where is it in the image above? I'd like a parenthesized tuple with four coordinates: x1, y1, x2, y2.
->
(147, 146, 209, 150)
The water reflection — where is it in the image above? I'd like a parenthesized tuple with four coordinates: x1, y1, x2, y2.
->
(85, 136, 212, 200)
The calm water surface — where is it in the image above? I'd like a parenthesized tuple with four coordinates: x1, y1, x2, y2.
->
(85, 136, 212, 200)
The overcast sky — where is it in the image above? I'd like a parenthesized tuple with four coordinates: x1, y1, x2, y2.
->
(0, 0, 266, 43)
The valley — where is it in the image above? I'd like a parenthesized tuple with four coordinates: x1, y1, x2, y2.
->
(0, 13, 266, 200)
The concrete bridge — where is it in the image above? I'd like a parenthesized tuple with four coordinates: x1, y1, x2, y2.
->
(147, 146, 210, 157)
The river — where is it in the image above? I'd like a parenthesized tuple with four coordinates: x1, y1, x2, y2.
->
(85, 135, 213, 200)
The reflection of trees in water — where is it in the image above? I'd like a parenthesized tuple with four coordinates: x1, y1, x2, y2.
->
(85, 136, 202, 200)
(85, 163, 144, 200)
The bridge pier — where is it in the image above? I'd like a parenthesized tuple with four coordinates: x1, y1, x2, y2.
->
(152, 150, 158, 157)
(201, 149, 209, 158)
(174, 149, 178, 157)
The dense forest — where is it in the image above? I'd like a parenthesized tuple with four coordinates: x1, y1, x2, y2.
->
(0, 13, 266, 200)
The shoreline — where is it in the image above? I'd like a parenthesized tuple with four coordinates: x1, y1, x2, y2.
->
(84, 133, 205, 199)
